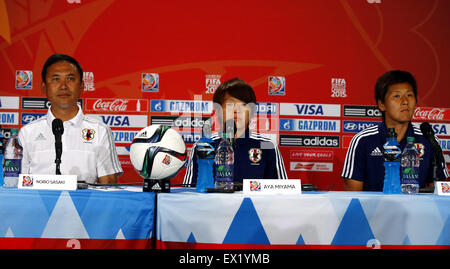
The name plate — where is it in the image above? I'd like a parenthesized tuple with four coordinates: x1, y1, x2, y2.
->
(18, 174, 78, 191)
(243, 179, 302, 195)
(434, 181, 450, 196)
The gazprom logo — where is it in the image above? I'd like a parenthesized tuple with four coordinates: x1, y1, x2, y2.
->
(150, 100, 212, 113)
(151, 100, 165, 112)
(280, 119, 340, 133)
(0, 112, 18, 125)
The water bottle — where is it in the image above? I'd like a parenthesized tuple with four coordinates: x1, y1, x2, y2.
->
(401, 136, 420, 194)
(214, 132, 234, 191)
(3, 128, 23, 188)
(0, 127, 4, 187)
(382, 128, 402, 194)
(195, 121, 216, 192)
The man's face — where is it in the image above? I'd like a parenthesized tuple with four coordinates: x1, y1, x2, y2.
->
(221, 93, 251, 131)
(41, 61, 83, 110)
(378, 82, 416, 126)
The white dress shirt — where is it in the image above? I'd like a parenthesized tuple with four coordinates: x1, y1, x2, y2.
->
(19, 105, 123, 184)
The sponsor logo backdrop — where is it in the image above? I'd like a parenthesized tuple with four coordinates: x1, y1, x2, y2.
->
(1, 0, 450, 190)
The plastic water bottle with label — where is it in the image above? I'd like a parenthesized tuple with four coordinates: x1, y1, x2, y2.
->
(382, 128, 402, 194)
(195, 121, 216, 192)
(401, 136, 420, 194)
(214, 132, 234, 191)
(0, 127, 4, 186)
(3, 128, 23, 188)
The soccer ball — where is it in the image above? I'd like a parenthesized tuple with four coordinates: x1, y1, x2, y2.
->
(130, 125, 186, 180)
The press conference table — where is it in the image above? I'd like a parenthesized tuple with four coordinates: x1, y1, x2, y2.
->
(0, 186, 449, 249)
(156, 189, 450, 248)
(0, 187, 155, 249)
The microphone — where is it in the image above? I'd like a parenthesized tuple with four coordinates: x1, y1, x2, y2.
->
(420, 122, 445, 182)
(224, 119, 236, 137)
(224, 119, 237, 147)
(52, 118, 64, 175)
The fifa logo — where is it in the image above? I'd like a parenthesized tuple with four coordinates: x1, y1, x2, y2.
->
(205, 75, 221, 94)
(331, 78, 347, 98)
(83, 72, 95, 91)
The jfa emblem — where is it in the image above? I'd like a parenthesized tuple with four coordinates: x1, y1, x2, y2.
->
(82, 128, 95, 141)
(16, 70, 33, 89)
(268, 76, 285, 95)
(415, 143, 425, 157)
(142, 73, 159, 92)
(249, 148, 262, 163)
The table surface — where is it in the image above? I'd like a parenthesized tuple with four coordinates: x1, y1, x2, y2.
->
(157, 189, 450, 247)
(1, 186, 448, 248)
(0, 187, 155, 241)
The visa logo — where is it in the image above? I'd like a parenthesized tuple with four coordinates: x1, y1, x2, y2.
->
(101, 115, 130, 126)
(295, 104, 323, 115)
(413, 122, 450, 136)
(433, 124, 448, 135)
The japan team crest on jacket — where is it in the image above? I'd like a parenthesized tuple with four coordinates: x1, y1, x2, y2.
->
(249, 148, 262, 163)
(82, 128, 95, 141)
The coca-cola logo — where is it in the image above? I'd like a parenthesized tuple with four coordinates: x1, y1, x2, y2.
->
(85, 98, 147, 112)
(413, 107, 448, 121)
(93, 99, 128, 112)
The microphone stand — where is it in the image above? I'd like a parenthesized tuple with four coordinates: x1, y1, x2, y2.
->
(419, 122, 445, 193)
(55, 155, 61, 175)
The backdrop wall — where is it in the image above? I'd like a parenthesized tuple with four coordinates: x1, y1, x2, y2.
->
(1, 0, 449, 190)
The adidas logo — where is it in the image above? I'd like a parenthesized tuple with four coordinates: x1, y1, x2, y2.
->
(371, 147, 383, 156)
(34, 133, 46, 141)
(137, 131, 147, 138)
(151, 182, 162, 191)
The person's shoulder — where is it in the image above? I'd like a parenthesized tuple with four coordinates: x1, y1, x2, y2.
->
(348, 125, 380, 149)
(82, 114, 110, 130)
(249, 132, 278, 148)
(411, 123, 424, 137)
(249, 132, 275, 142)
(411, 123, 432, 145)
(20, 115, 48, 132)
(353, 125, 380, 140)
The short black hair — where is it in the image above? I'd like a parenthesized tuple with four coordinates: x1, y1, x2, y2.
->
(375, 70, 417, 105)
(213, 77, 256, 105)
(41, 53, 83, 82)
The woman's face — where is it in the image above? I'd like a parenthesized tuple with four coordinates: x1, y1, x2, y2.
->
(221, 93, 251, 132)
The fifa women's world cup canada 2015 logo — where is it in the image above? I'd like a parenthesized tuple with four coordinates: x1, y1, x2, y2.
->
(250, 180, 261, 191)
(16, 70, 33, 89)
(142, 73, 159, 92)
(268, 76, 285, 95)
(22, 176, 33, 187)
(442, 183, 450, 193)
